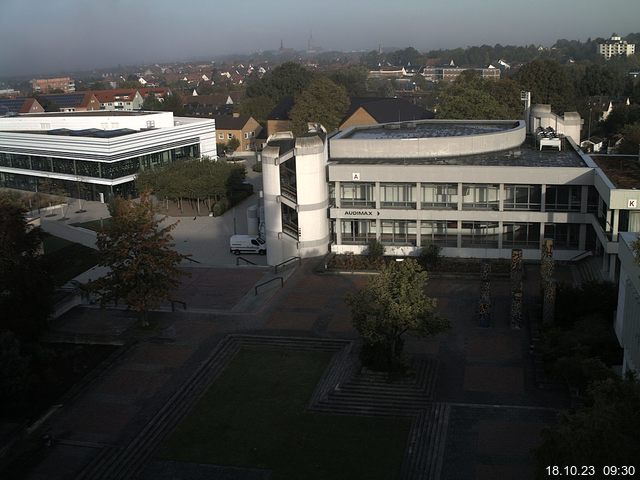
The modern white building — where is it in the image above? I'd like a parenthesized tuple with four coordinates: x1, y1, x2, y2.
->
(614, 233, 640, 375)
(598, 34, 636, 59)
(261, 105, 640, 282)
(0, 111, 216, 201)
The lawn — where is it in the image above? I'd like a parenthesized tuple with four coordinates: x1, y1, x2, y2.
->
(159, 348, 411, 480)
(41, 234, 99, 285)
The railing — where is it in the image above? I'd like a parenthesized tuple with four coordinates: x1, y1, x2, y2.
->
(255, 277, 283, 295)
(184, 256, 202, 264)
(236, 256, 258, 266)
(274, 256, 301, 274)
(568, 250, 593, 262)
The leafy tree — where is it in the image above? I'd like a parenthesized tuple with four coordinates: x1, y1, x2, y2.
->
(238, 95, 276, 124)
(328, 66, 369, 97)
(0, 193, 53, 339)
(0, 331, 31, 401)
(226, 137, 240, 153)
(289, 77, 350, 134)
(534, 375, 640, 475)
(418, 243, 441, 270)
(88, 194, 189, 326)
(246, 62, 315, 102)
(437, 72, 523, 119)
(516, 59, 577, 112)
(345, 259, 449, 371)
(619, 122, 640, 154)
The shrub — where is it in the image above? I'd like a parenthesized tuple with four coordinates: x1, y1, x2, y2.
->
(212, 198, 229, 216)
(418, 243, 441, 270)
(366, 238, 384, 259)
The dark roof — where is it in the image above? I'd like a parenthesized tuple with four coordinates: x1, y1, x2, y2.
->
(47, 128, 138, 138)
(211, 115, 251, 130)
(267, 96, 295, 120)
(0, 98, 29, 114)
(37, 93, 89, 108)
(343, 97, 434, 125)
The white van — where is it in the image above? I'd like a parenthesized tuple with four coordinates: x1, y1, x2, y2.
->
(229, 235, 266, 255)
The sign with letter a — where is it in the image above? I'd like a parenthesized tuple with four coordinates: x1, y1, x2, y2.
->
(352, 172, 360, 181)
(628, 199, 638, 209)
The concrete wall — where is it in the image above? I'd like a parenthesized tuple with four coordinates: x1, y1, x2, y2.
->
(615, 232, 640, 374)
(529, 105, 582, 143)
(331, 120, 525, 159)
(0, 111, 174, 131)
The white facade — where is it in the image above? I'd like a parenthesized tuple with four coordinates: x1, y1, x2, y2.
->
(615, 233, 640, 375)
(598, 35, 636, 59)
(0, 111, 216, 201)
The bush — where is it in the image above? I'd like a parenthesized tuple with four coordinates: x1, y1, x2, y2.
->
(418, 243, 441, 270)
(366, 238, 384, 259)
(212, 198, 229, 216)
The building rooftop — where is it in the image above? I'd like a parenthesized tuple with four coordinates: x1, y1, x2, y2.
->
(20, 110, 157, 117)
(592, 155, 640, 189)
(343, 121, 516, 140)
(330, 136, 587, 168)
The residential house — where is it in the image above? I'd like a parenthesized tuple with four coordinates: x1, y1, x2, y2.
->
(31, 77, 75, 93)
(339, 97, 435, 130)
(0, 98, 44, 115)
(37, 92, 101, 112)
(213, 113, 262, 153)
(93, 89, 144, 111)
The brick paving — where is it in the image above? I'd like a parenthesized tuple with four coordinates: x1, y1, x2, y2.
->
(18, 261, 571, 480)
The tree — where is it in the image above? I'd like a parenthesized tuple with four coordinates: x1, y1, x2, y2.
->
(289, 77, 349, 134)
(516, 59, 577, 112)
(619, 122, 640, 154)
(345, 259, 449, 371)
(89, 194, 189, 326)
(0, 193, 53, 339)
(534, 375, 640, 475)
(238, 95, 276, 124)
(246, 62, 315, 102)
(226, 137, 240, 154)
(328, 66, 369, 97)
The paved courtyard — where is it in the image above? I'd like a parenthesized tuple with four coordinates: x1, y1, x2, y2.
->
(21, 261, 567, 480)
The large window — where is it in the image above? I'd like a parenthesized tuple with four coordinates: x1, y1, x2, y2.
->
(341, 220, 377, 244)
(279, 160, 297, 202)
(461, 221, 499, 248)
(380, 183, 416, 209)
(380, 220, 416, 245)
(340, 182, 375, 208)
(75, 160, 101, 178)
(544, 223, 580, 249)
(545, 186, 581, 212)
(462, 184, 499, 210)
(504, 185, 541, 210)
(52, 157, 75, 175)
(421, 220, 457, 247)
(281, 204, 298, 239)
(101, 158, 140, 179)
(421, 183, 458, 209)
(503, 222, 541, 248)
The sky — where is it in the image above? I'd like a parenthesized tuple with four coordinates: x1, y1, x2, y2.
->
(1, 0, 639, 77)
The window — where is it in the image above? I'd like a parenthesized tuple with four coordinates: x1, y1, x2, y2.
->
(421, 183, 458, 209)
(545, 186, 581, 212)
(227, 133, 234, 140)
(281, 204, 298, 239)
(504, 185, 541, 210)
(503, 223, 540, 248)
(380, 220, 416, 245)
(146, 120, 155, 128)
(218, 133, 224, 139)
(544, 223, 580, 249)
(462, 184, 499, 210)
(380, 183, 416, 209)
(341, 220, 377, 244)
(340, 182, 375, 208)
(421, 220, 457, 247)
(461, 221, 499, 248)
(244, 132, 249, 139)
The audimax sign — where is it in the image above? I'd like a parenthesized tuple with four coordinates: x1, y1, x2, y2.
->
(344, 210, 380, 217)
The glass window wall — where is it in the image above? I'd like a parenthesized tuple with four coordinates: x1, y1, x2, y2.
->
(504, 185, 541, 210)
(462, 184, 499, 210)
(421, 220, 457, 247)
(503, 222, 541, 248)
(341, 220, 377, 244)
(545, 186, 581, 212)
(380, 220, 416, 245)
(421, 183, 458, 209)
(340, 182, 375, 208)
(380, 183, 416, 209)
(461, 221, 500, 247)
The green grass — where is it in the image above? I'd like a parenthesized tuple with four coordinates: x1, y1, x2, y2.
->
(41, 234, 99, 285)
(70, 218, 111, 232)
(159, 348, 411, 480)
